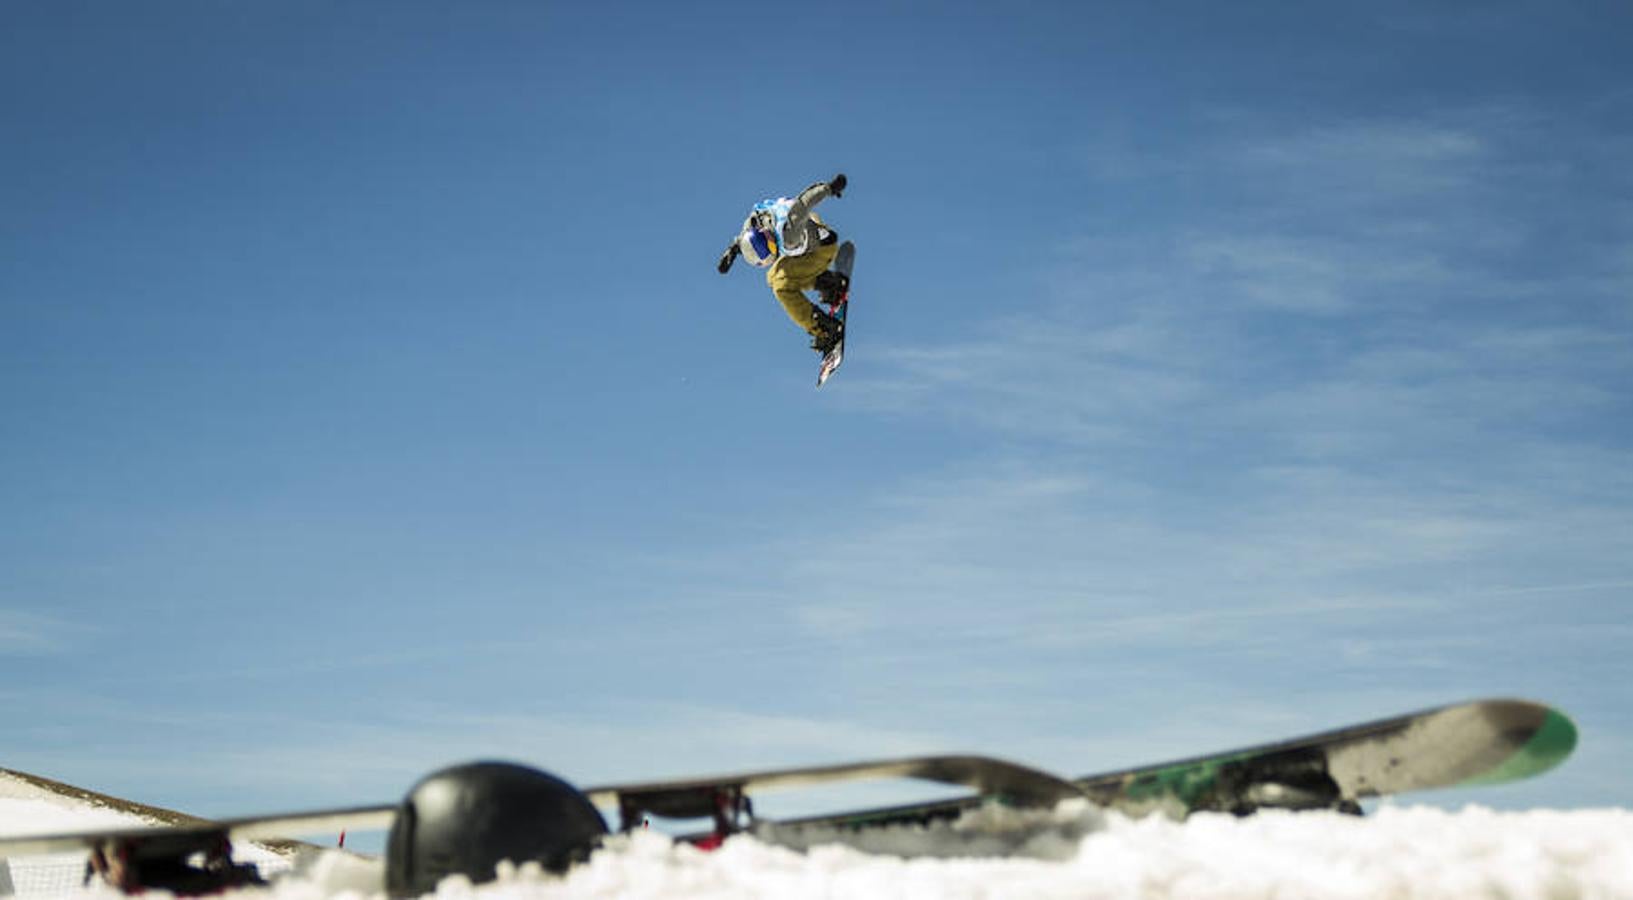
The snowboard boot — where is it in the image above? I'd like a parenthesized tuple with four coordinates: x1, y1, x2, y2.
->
(809, 307, 844, 354)
(814, 270, 850, 306)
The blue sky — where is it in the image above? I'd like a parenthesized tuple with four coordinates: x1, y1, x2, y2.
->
(3, 0, 1630, 825)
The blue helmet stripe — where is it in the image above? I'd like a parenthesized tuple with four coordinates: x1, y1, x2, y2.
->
(750, 229, 775, 260)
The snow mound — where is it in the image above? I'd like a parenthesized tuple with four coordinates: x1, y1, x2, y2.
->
(254, 804, 1633, 900)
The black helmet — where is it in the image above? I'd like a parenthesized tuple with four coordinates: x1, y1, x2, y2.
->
(385, 761, 607, 897)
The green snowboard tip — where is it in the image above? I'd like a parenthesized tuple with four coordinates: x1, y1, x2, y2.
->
(1459, 707, 1579, 787)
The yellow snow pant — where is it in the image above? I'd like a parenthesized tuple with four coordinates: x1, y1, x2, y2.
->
(766, 242, 840, 335)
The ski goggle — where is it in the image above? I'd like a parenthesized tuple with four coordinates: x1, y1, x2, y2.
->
(747, 225, 778, 261)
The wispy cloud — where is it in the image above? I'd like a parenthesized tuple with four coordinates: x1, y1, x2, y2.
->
(1224, 119, 1490, 195)
(862, 103, 1633, 458)
(0, 610, 73, 655)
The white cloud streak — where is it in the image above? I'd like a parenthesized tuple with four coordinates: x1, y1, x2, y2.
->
(0, 611, 72, 655)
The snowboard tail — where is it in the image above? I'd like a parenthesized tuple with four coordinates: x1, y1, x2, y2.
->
(1075, 697, 1578, 815)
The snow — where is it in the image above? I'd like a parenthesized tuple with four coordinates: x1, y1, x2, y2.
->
(0, 774, 148, 838)
(0, 772, 288, 897)
(5, 789, 1633, 899)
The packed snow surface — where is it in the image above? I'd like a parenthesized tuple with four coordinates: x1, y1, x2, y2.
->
(5, 793, 1633, 899)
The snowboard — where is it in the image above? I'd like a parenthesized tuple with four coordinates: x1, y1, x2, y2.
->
(815, 241, 855, 387)
(759, 698, 1577, 832)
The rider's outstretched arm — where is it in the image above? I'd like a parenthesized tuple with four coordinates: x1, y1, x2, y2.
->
(786, 173, 847, 234)
(717, 241, 740, 274)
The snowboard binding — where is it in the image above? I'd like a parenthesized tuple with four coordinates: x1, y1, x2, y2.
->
(810, 307, 844, 354)
(814, 269, 850, 307)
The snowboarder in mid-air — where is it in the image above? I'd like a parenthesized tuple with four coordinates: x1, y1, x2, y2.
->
(717, 173, 850, 354)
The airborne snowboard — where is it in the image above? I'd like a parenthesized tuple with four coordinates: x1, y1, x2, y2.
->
(816, 241, 855, 387)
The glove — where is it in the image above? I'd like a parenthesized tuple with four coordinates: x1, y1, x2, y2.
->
(717, 243, 739, 274)
(829, 173, 847, 198)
